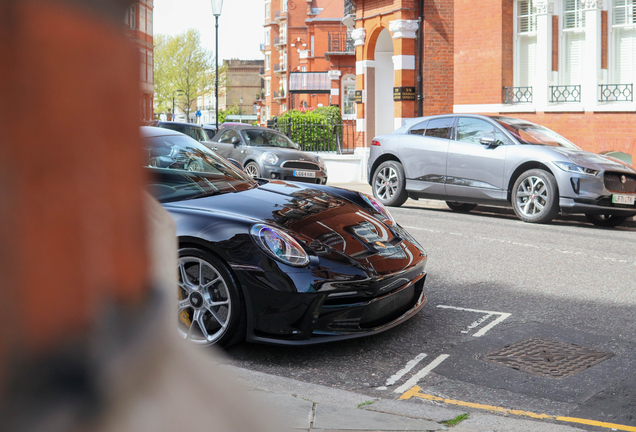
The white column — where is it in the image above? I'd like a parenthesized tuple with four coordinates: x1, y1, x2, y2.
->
(582, 0, 603, 108)
(534, 0, 553, 110)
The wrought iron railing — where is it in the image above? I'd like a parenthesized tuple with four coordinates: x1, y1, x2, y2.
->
(274, 63, 286, 72)
(328, 32, 355, 53)
(273, 90, 286, 99)
(549, 85, 581, 103)
(274, 36, 286, 46)
(599, 84, 633, 102)
(503, 86, 533, 104)
(274, 10, 287, 20)
(268, 118, 357, 154)
(259, 43, 267, 51)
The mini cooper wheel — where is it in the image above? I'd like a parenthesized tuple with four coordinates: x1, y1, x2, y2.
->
(512, 169, 559, 224)
(244, 162, 260, 178)
(372, 161, 408, 207)
(446, 201, 478, 212)
(177, 248, 245, 347)
(585, 214, 628, 228)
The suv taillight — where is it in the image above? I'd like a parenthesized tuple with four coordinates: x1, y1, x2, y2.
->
(371, 140, 380, 146)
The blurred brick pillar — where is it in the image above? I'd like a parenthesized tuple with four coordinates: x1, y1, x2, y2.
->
(0, 0, 151, 430)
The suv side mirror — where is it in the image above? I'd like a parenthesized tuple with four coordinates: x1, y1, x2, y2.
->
(231, 136, 240, 146)
(479, 136, 500, 148)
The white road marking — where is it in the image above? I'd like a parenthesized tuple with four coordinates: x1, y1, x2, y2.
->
(376, 353, 428, 390)
(393, 354, 450, 394)
(437, 305, 511, 337)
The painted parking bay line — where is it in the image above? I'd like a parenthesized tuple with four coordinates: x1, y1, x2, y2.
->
(393, 354, 450, 394)
(399, 386, 636, 432)
(437, 305, 511, 337)
(376, 353, 428, 390)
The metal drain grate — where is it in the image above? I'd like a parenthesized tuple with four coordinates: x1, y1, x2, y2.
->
(482, 338, 613, 378)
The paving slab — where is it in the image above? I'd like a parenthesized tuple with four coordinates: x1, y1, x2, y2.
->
(313, 404, 442, 431)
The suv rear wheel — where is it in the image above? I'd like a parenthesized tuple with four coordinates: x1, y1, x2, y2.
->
(372, 161, 408, 207)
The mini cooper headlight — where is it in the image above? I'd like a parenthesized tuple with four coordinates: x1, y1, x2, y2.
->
(554, 162, 599, 176)
(250, 224, 309, 267)
(262, 152, 279, 165)
(360, 193, 395, 224)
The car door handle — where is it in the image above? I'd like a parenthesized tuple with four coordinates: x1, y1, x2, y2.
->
(211, 147, 218, 151)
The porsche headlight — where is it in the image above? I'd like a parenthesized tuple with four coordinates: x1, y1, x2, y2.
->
(360, 193, 395, 224)
(250, 224, 309, 267)
(554, 162, 599, 176)
(262, 152, 279, 165)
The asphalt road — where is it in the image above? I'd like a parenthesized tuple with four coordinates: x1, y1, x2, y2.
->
(224, 203, 636, 431)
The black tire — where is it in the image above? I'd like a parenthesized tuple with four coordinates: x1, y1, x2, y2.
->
(446, 201, 478, 212)
(177, 248, 246, 347)
(585, 214, 628, 228)
(511, 169, 559, 224)
(244, 161, 261, 178)
(372, 161, 408, 207)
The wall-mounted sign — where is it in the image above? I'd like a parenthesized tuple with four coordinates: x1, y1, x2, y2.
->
(355, 90, 363, 103)
(393, 87, 416, 101)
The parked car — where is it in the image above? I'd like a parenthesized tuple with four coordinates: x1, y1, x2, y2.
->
(201, 123, 217, 138)
(209, 124, 328, 184)
(147, 120, 211, 142)
(142, 126, 428, 347)
(368, 114, 636, 227)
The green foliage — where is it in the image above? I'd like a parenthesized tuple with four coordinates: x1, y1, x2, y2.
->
(356, 400, 375, 408)
(274, 106, 344, 152)
(154, 29, 226, 119)
(441, 413, 469, 427)
(217, 109, 227, 125)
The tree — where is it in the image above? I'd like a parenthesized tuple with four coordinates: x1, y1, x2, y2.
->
(154, 29, 226, 120)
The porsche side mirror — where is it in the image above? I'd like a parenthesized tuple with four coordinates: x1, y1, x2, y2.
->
(231, 136, 240, 146)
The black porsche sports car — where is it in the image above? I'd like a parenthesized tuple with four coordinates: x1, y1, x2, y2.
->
(142, 126, 428, 347)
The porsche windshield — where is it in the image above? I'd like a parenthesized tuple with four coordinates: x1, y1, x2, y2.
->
(143, 134, 256, 202)
(241, 129, 300, 149)
(492, 116, 579, 149)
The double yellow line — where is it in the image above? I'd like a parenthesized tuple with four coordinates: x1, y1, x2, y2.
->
(399, 386, 636, 431)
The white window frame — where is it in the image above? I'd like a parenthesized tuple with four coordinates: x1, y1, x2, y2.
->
(559, 0, 586, 86)
(514, 0, 538, 87)
(341, 74, 356, 119)
(265, 53, 270, 70)
(610, 0, 636, 85)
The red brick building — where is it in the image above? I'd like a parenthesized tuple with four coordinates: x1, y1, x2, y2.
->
(352, 0, 635, 161)
(259, 0, 356, 124)
(125, 0, 154, 122)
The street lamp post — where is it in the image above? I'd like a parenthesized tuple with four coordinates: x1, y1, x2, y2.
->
(211, 0, 224, 130)
(239, 96, 243, 122)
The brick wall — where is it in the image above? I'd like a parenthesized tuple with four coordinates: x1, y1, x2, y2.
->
(422, 0, 454, 114)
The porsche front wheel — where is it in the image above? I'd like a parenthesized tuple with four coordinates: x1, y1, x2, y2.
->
(177, 248, 245, 347)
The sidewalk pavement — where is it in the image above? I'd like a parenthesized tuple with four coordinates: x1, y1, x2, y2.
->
(328, 182, 636, 228)
(225, 365, 588, 432)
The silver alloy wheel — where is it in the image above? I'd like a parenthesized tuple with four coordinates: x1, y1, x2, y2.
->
(244, 163, 259, 178)
(374, 166, 398, 201)
(177, 256, 231, 345)
(515, 175, 549, 217)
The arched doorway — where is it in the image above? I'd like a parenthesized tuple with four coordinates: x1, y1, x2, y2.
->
(374, 29, 395, 137)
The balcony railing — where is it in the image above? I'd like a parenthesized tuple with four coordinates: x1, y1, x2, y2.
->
(274, 37, 286, 46)
(274, 10, 287, 20)
(260, 43, 267, 51)
(327, 32, 355, 53)
(549, 85, 581, 103)
(273, 90, 286, 99)
(599, 84, 633, 102)
(503, 86, 533, 104)
(274, 63, 287, 73)
(344, 0, 357, 16)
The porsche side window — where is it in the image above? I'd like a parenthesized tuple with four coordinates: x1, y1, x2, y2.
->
(424, 118, 454, 139)
(409, 120, 428, 135)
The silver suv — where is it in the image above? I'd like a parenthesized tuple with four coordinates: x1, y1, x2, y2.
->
(368, 114, 636, 227)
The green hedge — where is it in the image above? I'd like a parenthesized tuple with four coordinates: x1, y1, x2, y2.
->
(274, 107, 343, 152)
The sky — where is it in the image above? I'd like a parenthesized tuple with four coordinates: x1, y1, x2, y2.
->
(153, 0, 264, 62)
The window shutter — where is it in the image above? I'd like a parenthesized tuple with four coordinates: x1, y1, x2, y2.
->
(519, 35, 537, 86)
(614, 27, 636, 83)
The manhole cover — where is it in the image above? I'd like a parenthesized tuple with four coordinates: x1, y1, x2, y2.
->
(481, 338, 613, 378)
